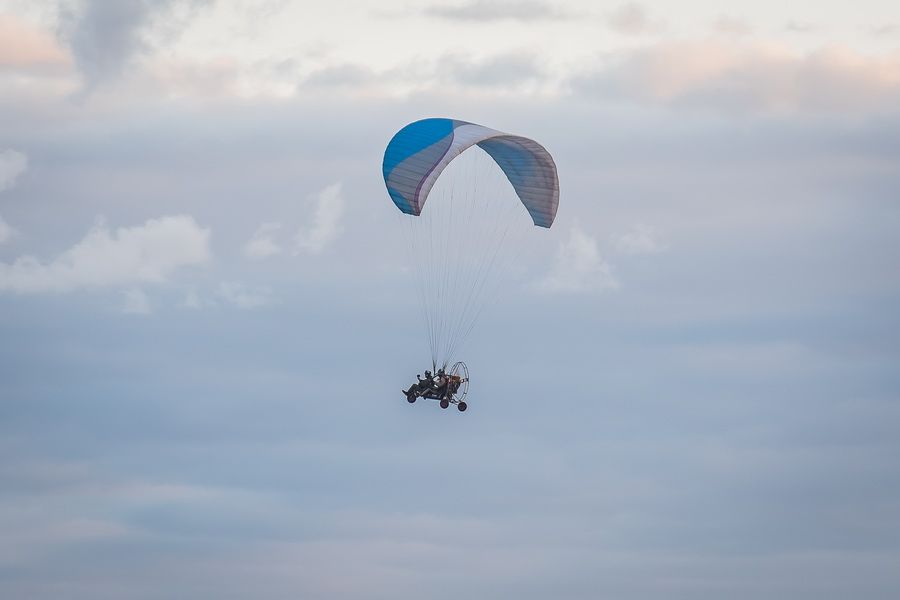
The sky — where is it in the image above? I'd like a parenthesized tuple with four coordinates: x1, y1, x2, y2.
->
(1, 0, 899, 598)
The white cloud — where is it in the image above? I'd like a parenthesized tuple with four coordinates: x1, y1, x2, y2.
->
(121, 288, 152, 315)
(535, 228, 619, 294)
(243, 222, 282, 259)
(0, 150, 28, 192)
(612, 223, 666, 255)
(0, 215, 15, 245)
(217, 282, 274, 309)
(0, 215, 211, 294)
(294, 183, 344, 255)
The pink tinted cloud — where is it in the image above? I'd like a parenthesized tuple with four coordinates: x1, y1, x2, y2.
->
(578, 40, 900, 114)
(0, 14, 71, 70)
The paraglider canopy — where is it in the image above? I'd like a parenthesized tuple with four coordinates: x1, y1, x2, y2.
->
(383, 117, 560, 369)
(383, 118, 559, 228)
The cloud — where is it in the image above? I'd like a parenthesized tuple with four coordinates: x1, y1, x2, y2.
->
(243, 222, 282, 259)
(534, 228, 619, 294)
(713, 16, 753, 36)
(870, 24, 899, 37)
(217, 281, 274, 309)
(424, 0, 565, 22)
(0, 149, 28, 192)
(573, 41, 900, 114)
(302, 64, 376, 89)
(611, 223, 665, 255)
(183, 284, 274, 310)
(58, 0, 158, 90)
(607, 3, 660, 35)
(121, 287, 152, 314)
(301, 52, 546, 97)
(294, 183, 344, 255)
(0, 14, 71, 70)
(785, 21, 816, 33)
(444, 53, 544, 87)
(0, 214, 14, 245)
(57, 0, 209, 92)
(0, 215, 210, 293)
(182, 288, 205, 309)
(148, 56, 243, 99)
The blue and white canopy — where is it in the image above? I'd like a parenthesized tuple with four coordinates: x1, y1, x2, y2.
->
(382, 118, 559, 228)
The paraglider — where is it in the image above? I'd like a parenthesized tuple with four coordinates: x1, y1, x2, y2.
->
(383, 118, 559, 411)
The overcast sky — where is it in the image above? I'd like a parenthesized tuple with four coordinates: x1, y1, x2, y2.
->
(1, 1, 899, 598)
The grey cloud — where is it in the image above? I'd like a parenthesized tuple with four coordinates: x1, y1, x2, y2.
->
(424, 0, 567, 22)
(58, 0, 159, 90)
(56, 0, 210, 92)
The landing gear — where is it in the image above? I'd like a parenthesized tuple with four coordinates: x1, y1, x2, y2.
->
(440, 399, 449, 409)
(457, 401, 467, 412)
